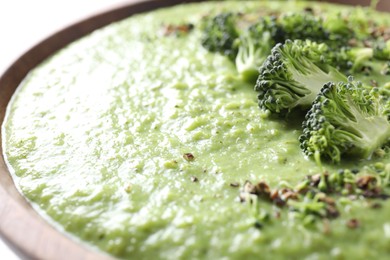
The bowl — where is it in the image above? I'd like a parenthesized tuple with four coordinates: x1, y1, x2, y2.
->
(0, 0, 388, 259)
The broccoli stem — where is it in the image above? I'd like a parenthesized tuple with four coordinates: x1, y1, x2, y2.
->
(235, 32, 271, 83)
(289, 66, 347, 108)
(343, 98, 390, 158)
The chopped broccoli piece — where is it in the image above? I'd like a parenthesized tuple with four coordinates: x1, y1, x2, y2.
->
(335, 43, 390, 83)
(336, 47, 374, 73)
(201, 12, 239, 61)
(201, 10, 380, 85)
(277, 12, 328, 43)
(255, 39, 347, 114)
(201, 14, 280, 83)
(300, 80, 390, 164)
(277, 12, 354, 50)
(322, 12, 353, 38)
(344, 7, 374, 39)
(374, 40, 390, 60)
(235, 18, 277, 83)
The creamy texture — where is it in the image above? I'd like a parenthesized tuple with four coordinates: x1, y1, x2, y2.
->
(3, 1, 390, 259)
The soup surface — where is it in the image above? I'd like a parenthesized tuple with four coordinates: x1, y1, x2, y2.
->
(3, 1, 390, 259)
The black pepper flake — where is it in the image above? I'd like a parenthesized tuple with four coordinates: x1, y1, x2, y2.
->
(191, 176, 198, 182)
(309, 174, 321, 187)
(254, 221, 263, 229)
(162, 23, 194, 36)
(230, 182, 240, 188)
(346, 219, 360, 229)
(325, 205, 340, 219)
(237, 161, 390, 227)
(361, 65, 373, 76)
(124, 184, 132, 193)
(369, 202, 382, 209)
(351, 168, 360, 174)
(356, 175, 376, 190)
(348, 38, 358, 47)
(183, 153, 195, 162)
(304, 7, 314, 13)
(370, 80, 378, 87)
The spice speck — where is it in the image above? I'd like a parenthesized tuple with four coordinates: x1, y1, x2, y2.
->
(346, 219, 360, 229)
(230, 182, 240, 188)
(183, 153, 195, 162)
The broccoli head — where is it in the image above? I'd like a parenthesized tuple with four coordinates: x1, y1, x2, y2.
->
(235, 18, 279, 83)
(201, 12, 240, 61)
(276, 12, 355, 50)
(277, 12, 328, 43)
(255, 39, 347, 114)
(300, 80, 390, 164)
(344, 7, 375, 39)
(322, 12, 354, 39)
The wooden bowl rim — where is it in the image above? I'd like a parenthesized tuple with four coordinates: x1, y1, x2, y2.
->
(0, 1, 200, 259)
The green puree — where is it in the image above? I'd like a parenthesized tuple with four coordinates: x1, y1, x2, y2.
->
(3, 1, 390, 259)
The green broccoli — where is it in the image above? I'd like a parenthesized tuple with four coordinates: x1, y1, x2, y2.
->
(374, 40, 390, 60)
(201, 11, 375, 85)
(277, 12, 355, 50)
(277, 12, 329, 43)
(201, 14, 281, 84)
(235, 18, 278, 83)
(322, 12, 354, 39)
(344, 7, 375, 39)
(335, 47, 374, 74)
(299, 79, 390, 164)
(255, 39, 347, 114)
(201, 12, 239, 61)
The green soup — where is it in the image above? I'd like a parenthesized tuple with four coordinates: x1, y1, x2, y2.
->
(3, 1, 390, 259)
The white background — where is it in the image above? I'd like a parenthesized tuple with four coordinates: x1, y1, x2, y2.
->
(0, 0, 132, 74)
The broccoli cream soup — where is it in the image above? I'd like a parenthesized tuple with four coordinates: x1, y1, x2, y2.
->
(3, 1, 390, 259)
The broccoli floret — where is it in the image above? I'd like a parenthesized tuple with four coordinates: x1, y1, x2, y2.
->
(336, 44, 390, 82)
(374, 40, 390, 60)
(345, 7, 374, 39)
(201, 12, 239, 61)
(277, 12, 329, 43)
(300, 80, 390, 164)
(255, 39, 347, 114)
(276, 12, 354, 50)
(322, 12, 354, 38)
(336, 47, 374, 73)
(235, 18, 277, 83)
(202, 14, 281, 83)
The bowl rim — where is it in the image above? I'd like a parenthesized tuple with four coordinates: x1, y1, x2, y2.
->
(0, 1, 201, 259)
